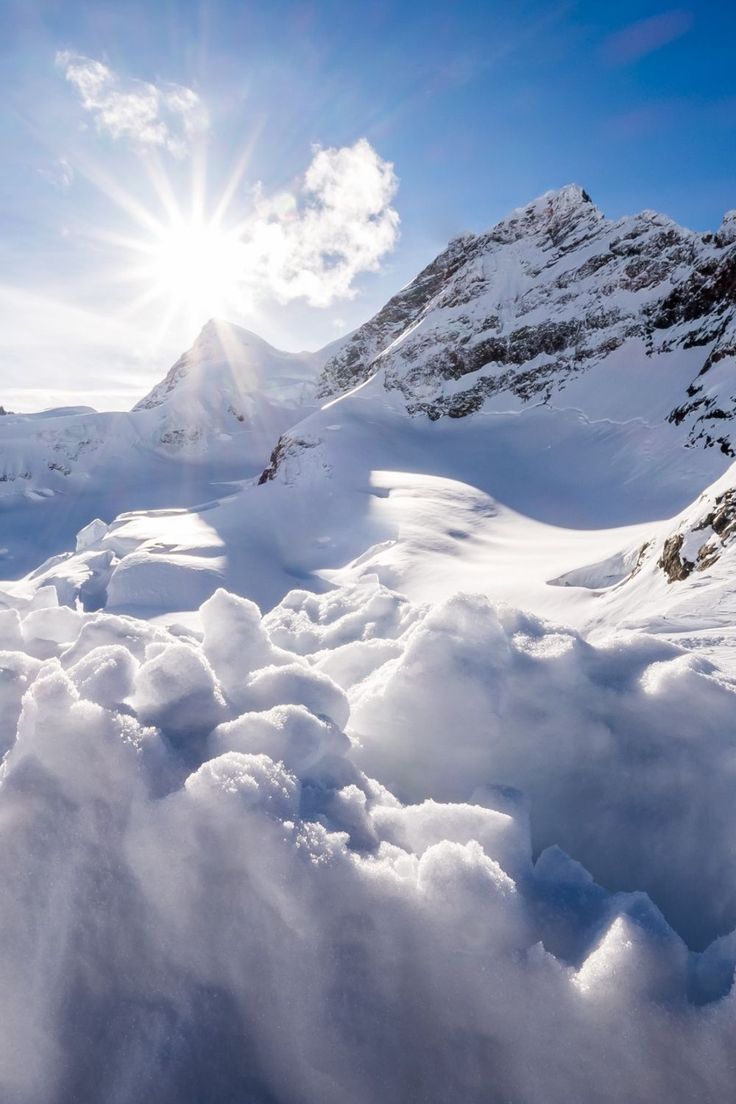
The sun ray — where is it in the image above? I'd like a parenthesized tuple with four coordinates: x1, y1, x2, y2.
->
(211, 123, 264, 225)
(73, 154, 166, 236)
(73, 139, 275, 337)
(143, 152, 186, 226)
(189, 138, 209, 224)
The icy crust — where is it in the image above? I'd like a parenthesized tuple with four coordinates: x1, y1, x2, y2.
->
(2, 579, 736, 1101)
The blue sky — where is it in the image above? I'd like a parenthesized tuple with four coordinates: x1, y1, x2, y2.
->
(2, 0, 735, 409)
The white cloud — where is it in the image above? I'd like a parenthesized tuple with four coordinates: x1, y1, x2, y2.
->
(56, 51, 208, 156)
(38, 157, 74, 190)
(242, 138, 400, 306)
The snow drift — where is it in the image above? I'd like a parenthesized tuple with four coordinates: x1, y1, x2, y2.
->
(2, 577, 736, 1103)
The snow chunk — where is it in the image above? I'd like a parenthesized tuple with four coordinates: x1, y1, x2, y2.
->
(0, 649, 42, 755)
(210, 704, 351, 781)
(75, 517, 108, 552)
(244, 662, 350, 729)
(186, 751, 300, 819)
(131, 642, 225, 743)
(350, 593, 511, 802)
(200, 587, 295, 708)
(68, 644, 139, 708)
(21, 605, 84, 653)
(61, 611, 171, 665)
(264, 576, 415, 655)
(0, 609, 23, 651)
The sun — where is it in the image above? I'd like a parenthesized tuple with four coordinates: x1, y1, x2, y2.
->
(83, 148, 261, 338)
(145, 217, 247, 320)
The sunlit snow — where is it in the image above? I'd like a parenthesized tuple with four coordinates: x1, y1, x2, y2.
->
(3, 185, 736, 1102)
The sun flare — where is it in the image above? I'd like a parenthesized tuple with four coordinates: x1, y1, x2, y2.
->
(145, 218, 246, 319)
(85, 148, 261, 338)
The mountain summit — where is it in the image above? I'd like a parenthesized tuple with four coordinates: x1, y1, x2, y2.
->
(316, 185, 736, 453)
(134, 318, 322, 415)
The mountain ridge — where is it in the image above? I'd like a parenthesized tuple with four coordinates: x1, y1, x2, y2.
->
(4, 184, 736, 645)
(312, 184, 736, 453)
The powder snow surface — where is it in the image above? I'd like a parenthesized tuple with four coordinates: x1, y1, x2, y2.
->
(0, 578, 735, 1103)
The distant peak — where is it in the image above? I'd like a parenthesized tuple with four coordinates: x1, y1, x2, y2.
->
(188, 318, 226, 351)
(196, 318, 232, 340)
(519, 183, 597, 219)
(717, 210, 736, 245)
(195, 317, 275, 346)
(193, 318, 270, 351)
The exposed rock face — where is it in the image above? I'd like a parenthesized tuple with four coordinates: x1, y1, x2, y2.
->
(658, 535, 695, 583)
(259, 433, 327, 486)
(696, 488, 736, 542)
(655, 482, 736, 583)
(316, 185, 736, 447)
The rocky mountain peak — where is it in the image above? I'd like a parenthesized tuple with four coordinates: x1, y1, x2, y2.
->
(717, 210, 736, 246)
(311, 185, 736, 454)
(501, 182, 597, 225)
(482, 183, 602, 248)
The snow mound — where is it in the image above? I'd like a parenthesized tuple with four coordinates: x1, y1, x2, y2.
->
(1, 578, 736, 1101)
(548, 541, 648, 589)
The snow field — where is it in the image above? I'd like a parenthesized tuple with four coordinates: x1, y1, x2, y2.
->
(1, 578, 736, 1101)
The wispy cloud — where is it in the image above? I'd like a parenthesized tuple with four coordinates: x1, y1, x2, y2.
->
(601, 10, 693, 66)
(39, 157, 74, 190)
(243, 138, 399, 306)
(56, 51, 208, 156)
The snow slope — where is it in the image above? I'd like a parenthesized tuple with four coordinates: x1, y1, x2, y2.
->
(3, 186, 736, 1102)
(558, 458, 736, 669)
(0, 319, 338, 576)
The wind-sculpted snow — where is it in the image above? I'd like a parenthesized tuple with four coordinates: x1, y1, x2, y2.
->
(2, 578, 736, 1102)
(546, 459, 736, 670)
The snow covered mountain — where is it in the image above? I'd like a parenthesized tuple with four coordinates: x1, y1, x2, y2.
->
(316, 184, 736, 450)
(0, 319, 336, 575)
(1, 318, 330, 494)
(5, 187, 736, 1103)
(132, 318, 334, 449)
(8, 187, 736, 617)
